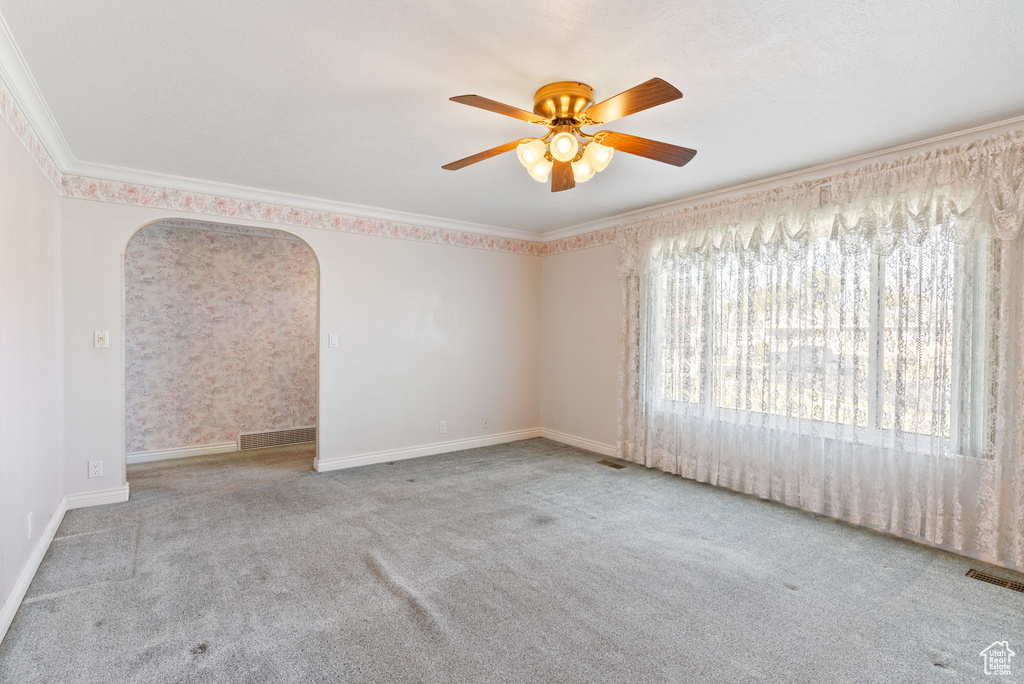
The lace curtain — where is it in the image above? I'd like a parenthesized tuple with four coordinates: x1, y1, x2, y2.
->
(618, 131, 1024, 568)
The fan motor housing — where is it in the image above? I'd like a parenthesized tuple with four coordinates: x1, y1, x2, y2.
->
(533, 81, 594, 120)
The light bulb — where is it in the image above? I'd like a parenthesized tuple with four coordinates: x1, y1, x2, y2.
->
(571, 158, 595, 183)
(549, 132, 579, 163)
(528, 157, 553, 183)
(516, 139, 546, 168)
(584, 141, 614, 172)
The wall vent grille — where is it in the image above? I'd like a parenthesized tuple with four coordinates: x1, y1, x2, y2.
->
(966, 569, 1024, 593)
(238, 427, 316, 451)
(597, 459, 626, 469)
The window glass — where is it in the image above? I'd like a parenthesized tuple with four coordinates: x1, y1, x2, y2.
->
(653, 263, 705, 405)
(652, 229, 966, 439)
(711, 240, 873, 425)
(879, 237, 956, 437)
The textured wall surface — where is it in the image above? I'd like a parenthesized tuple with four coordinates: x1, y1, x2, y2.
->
(0, 107, 64, 616)
(124, 221, 317, 453)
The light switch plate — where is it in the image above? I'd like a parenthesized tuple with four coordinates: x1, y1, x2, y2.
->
(328, 334, 339, 348)
(94, 330, 109, 348)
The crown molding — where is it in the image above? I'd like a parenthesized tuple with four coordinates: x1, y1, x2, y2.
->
(1, 4, 1022, 254)
(0, 7, 543, 246)
(540, 113, 1024, 243)
(63, 159, 543, 242)
(0, 11, 72, 170)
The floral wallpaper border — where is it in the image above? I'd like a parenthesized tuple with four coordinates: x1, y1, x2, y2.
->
(0, 69, 62, 190)
(4, 67, 1023, 261)
(0, 68, 625, 257)
(61, 174, 551, 255)
(58, 174, 619, 256)
(542, 228, 617, 255)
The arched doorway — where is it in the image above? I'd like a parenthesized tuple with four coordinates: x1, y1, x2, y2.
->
(122, 218, 320, 478)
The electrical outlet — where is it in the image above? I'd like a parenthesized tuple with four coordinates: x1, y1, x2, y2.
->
(482, 417, 490, 430)
(439, 421, 447, 435)
(88, 460, 103, 478)
(26, 512, 32, 540)
(94, 330, 109, 348)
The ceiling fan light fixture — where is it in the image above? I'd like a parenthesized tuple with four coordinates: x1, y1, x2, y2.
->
(571, 158, 596, 183)
(443, 78, 694, 192)
(527, 157, 553, 182)
(549, 131, 579, 163)
(584, 141, 614, 172)
(516, 138, 546, 168)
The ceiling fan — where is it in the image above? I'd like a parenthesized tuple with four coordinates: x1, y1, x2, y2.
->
(442, 78, 696, 192)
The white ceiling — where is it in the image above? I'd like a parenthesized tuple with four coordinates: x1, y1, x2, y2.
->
(2, 0, 1024, 235)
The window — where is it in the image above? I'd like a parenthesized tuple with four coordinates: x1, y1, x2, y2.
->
(650, 227, 990, 445)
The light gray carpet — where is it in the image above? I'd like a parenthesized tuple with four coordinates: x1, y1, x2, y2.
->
(1, 438, 1022, 683)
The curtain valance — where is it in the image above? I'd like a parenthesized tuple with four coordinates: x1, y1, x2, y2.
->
(617, 130, 1024, 277)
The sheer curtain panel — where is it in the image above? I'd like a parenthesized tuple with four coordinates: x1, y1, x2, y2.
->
(618, 131, 1024, 569)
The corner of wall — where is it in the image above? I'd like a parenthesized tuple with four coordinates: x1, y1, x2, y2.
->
(0, 496, 67, 642)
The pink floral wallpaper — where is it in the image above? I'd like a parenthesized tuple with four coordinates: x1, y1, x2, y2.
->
(125, 220, 318, 453)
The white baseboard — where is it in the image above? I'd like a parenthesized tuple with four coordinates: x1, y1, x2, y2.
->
(0, 495, 67, 642)
(66, 483, 130, 510)
(314, 428, 543, 472)
(127, 441, 237, 464)
(539, 429, 617, 457)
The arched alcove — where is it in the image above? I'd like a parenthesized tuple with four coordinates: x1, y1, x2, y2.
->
(122, 218, 320, 472)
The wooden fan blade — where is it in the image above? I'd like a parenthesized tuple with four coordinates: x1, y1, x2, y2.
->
(581, 78, 682, 125)
(442, 140, 522, 171)
(551, 160, 575, 192)
(450, 95, 549, 124)
(598, 131, 696, 167)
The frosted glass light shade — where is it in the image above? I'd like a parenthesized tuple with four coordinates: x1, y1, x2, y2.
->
(528, 157, 553, 182)
(571, 158, 595, 183)
(584, 141, 614, 172)
(549, 132, 579, 163)
(516, 139, 546, 168)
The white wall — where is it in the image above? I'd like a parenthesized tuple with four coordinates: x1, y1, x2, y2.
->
(61, 199, 541, 496)
(0, 116, 64, 617)
(540, 245, 620, 449)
